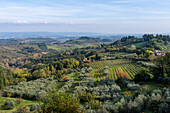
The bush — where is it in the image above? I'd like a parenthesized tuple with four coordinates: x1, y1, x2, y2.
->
(15, 98, 24, 104)
(100, 77, 115, 85)
(137, 61, 155, 68)
(159, 103, 169, 113)
(2, 100, 15, 110)
(63, 76, 69, 81)
(85, 109, 96, 113)
(121, 78, 131, 85)
(113, 102, 124, 113)
(127, 83, 140, 91)
(78, 92, 95, 103)
(96, 108, 109, 113)
(64, 69, 68, 73)
(147, 98, 164, 113)
(88, 100, 102, 111)
(104, 66, 109, 76)
(3, 77, 58, 100)
(43, 92, 82, 113)
(13, 106, 30, 113)
(127, 100, 141, 113)
(157, 77, 170, 84)
(58, 79, 74, 93)
(30, 103, 40, 111)
(134, 70, 151, 81)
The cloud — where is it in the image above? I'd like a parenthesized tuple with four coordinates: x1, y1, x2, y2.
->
(0, 0, 170, 25)
(110, 0, 132, 4)
(14, 20, 29, 24)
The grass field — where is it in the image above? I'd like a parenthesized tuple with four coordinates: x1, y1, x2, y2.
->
(47, 45, 70, 50)
(127, 42, 148, 49)
(89, 59, 144, 81)
(47, 44, 93, 51)
(0, 97, 39, 113)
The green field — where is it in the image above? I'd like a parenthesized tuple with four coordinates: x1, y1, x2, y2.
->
(47, 44, 93, 51)
(0, 97, 39, 113)
(47, 45, 70, 50)
(89, 59, 144, 81)
(127, 41, 148, 49)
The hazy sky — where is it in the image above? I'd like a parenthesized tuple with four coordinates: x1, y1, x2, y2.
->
(0, 0, 170, 33)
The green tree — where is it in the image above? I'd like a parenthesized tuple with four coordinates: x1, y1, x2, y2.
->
(145, 50, 154, 58)
(95, 53, 101, 61)
(136, 49, 141, 58)
(131, 45, 136, 51)
(0, 66, 5, 90)
(43, 91, 82, 113)
(151, 51, 170, 77)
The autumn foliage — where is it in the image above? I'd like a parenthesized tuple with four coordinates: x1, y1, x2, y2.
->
(85, 60, 91, 63)
(63, 76, 69, 81)
(117, 68, 130, 79)
(64, 69, 68, 73)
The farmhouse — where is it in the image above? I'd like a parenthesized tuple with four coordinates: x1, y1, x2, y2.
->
(154, 50, 165, 56)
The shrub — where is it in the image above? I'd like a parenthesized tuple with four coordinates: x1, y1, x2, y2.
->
(64, 69, 68, 73)
(15, 98, 24, 104)
(88, 100, 102, 111)
(100, 77, 115, 85)
(13, 106, 30, 113)
(2, 100, 15, 110)
(96, 108, 109, 113)
(134, 94, 147, 109)
(85, 109, 96, 113)
(127, 83, 140, 91)
(104, 66, 109, 76)
(3, 77, 58, 100)
(113, 102, 124, 113)
(159, 103, 169, 113)
(147, 98, 164, 113)
(121, 78, 131, 85)
(30, 103, 40, 111)
(43, 92, 82, 113)
(78, 92, 95, 103)
(63, 76, 69, 81)
(87, 67, 93, 72)
(157, 77, 170, 84)
(58, 79, 74, 93)
(134, 70, 151, 81)
(127, 100, 141, 113)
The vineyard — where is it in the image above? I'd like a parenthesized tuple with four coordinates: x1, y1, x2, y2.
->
(89, 59, 144, 81)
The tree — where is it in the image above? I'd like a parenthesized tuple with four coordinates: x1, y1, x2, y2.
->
(43, 91, 82, 113)
(136, 49, 141, 58)
(104, 66, 109, 76)
(131, 45, 136, 51)
(95, 53, 101, 61)
(93, 45, 98, 49)
(151, 51, 170, 77)
(145, 50, 154, 58)
(98, 45, 101, 48)
(0, 66, 5, 90)
(164, 51, 170, 76)
(134, 70, 151, 81)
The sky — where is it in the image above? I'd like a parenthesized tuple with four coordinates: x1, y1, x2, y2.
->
(0, 0, 170, 33)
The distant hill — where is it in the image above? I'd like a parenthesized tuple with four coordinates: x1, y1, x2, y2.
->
(110, 34, 170, 51)
(0, 39, 20, 45)
(0, 38, 60, 45)
(0, 32, 144, 42)
(17, 38, 60, 44)
(64, 36, 114, 44)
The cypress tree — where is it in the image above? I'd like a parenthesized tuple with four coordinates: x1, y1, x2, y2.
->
(0, 66, 5, 90)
